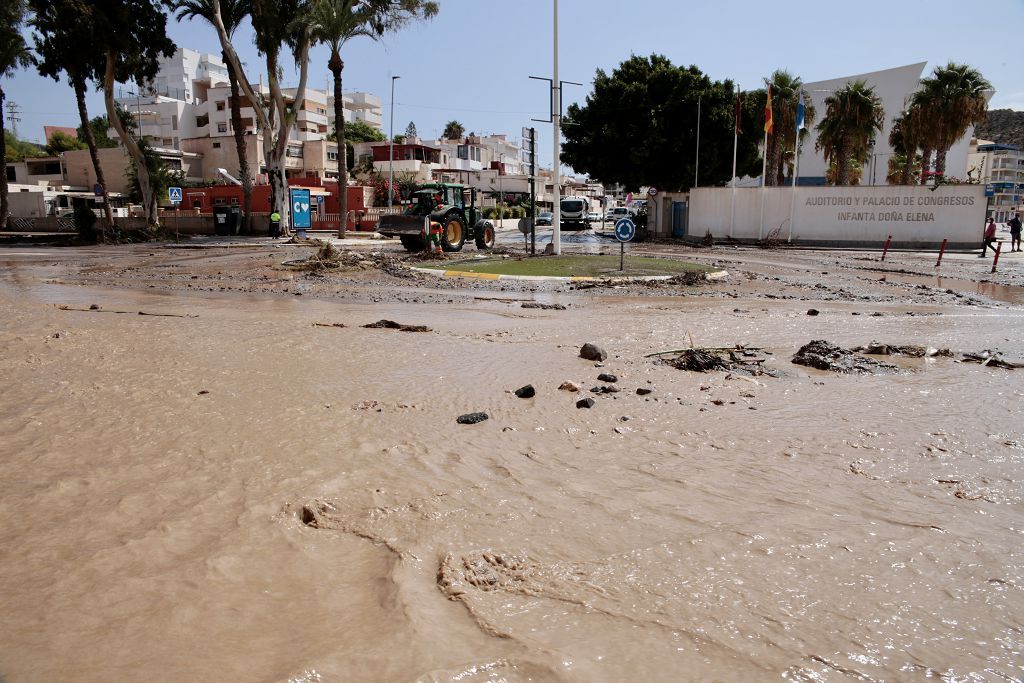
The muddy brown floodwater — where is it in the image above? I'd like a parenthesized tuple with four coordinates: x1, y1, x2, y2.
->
(1, 241, 1023, 682)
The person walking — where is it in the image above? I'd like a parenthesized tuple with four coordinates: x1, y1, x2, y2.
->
(980, 217, 998, 257)
(1009, 212, 1022, 252)
(269, 210, 281, 239)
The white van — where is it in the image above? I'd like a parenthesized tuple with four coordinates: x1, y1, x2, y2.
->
(559, 196, 590, 231)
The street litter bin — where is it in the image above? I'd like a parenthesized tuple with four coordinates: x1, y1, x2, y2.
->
(213, 206, 230, 236)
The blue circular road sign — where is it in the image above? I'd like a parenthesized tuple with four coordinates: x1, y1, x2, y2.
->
(614, 217, 636, 242)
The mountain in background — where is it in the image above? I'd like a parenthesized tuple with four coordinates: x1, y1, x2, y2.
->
(975, 109, 1024, 148)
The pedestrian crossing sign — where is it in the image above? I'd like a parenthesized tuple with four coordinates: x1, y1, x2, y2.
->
(168, 187, 183, 204)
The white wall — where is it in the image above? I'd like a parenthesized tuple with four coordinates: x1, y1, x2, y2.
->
(690, 185, 987, 247)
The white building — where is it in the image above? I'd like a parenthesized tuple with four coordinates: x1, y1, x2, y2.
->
(791, 63, 992, 186)
(967, 139, 1024, 222)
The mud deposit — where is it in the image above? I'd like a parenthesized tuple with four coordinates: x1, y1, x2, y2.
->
(1, 242, 1023, 682)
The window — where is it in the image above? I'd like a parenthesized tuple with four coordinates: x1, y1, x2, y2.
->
(217, 123, 227, 133)
(171, 114, 178, 131)
(212, 142, 221, 149)
(286, 146, 303, 158)
(316, 107, 326, 115)
(216, 101, 225, 111)
(327, 151, 337, 161)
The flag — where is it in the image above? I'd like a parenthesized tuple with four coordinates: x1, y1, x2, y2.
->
(734, 89, 742, 134)
(764, 83, 773, 134)
(796, 92, 806, 133)
(626, 192, 633, 204)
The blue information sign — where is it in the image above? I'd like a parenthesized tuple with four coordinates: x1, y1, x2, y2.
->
(168, 186, 183, 204)
(290, 187, 312, 229)
(614, 217, 636, 242)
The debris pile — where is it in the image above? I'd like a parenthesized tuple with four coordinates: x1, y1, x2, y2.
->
(851, 342, 953, 358)
(651, 346, 779, 376)
(960, 350, 1024, 370)
(792, 340, 899, 374)
(362, 320, 431, 332)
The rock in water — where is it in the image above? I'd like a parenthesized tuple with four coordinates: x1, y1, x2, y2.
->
(579, 343, 608, 361)
(576, 398, 596, 409)
(558, 381, 580, 392)
(514, 385, 536, 398)
(806, 308, 820, 316)
(457, 412, 489, 424)
(636, 387, 653, 395)
(792, 340, 899, 375)
(597, 373, 618, 383)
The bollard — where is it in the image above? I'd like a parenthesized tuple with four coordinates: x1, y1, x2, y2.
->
(935, 238, 948, 268)
(881, 234, 892, 261)
(991, 241, 1003, 274)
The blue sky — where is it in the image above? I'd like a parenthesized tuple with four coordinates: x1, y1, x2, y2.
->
(6, 0, 1023, 172)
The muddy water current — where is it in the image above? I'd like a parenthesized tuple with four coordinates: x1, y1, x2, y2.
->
(1, 266, 1023, 681)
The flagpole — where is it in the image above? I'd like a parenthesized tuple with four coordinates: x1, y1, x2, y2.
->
(759, 126, 768, 240)
(788, 137, 800, 243)
(694, 95, 701, 189)
(730, 84, 738, 239)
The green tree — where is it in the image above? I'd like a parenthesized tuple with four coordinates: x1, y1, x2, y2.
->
(815, 80, 884, 186)
(341, 119, 385, 143)
(172, 0, 255, 232)
(763, 70, 816, 186)
(916, 63, 991, 181)
(4, 130, 46, 162)
(1, 0, 36, 228)
(126, 139, 185, 207)
(562, 54, 762, 192)
(96, 0, 176, 225)
(404, 120, 417, 139)
(76, 114, 120, 149)
(30, 0, 120, 232)
(296, 0, 436, 236)
(442, 120, 464, 140)
(46, 130, 87, 155)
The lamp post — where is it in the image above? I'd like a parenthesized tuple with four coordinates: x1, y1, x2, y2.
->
(387, 75, 399, 213)
(551, 0, 561, 255)
(498, 152, 505, 221)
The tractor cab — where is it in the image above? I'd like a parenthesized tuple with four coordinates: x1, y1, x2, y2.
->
(379, 182, 494, 252)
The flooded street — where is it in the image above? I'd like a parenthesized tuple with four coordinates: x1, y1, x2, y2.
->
(1, 241, 1023, 682)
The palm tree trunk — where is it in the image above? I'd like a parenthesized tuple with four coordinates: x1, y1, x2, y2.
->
(330, 52, 346, 238)
(72, 75, 114, 238)
(919, 148, 932, 185)
(104, 52, 158, 226)
(224, 53, 253, 234)
(836, 142, 851, 186)
(0, 85, 8, 230)
(934, 148, 947, 181)
(900, 153, 914, 186)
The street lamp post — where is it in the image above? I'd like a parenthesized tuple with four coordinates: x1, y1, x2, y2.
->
(387, 75, 400, 214)
(551, 0, 561, 255)
(498, 152, 505, 222)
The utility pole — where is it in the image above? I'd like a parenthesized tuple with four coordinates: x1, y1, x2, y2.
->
(6, 101, 21, 140)
(387, 75, 400, 214)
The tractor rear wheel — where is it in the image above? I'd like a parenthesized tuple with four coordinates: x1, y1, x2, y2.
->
(441, 213, 466, 252)
(475, 221, 495, 249)
(400, 234, 425, 251)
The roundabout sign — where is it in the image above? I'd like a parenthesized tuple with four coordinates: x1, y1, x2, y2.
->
(614, 217, 636, 242)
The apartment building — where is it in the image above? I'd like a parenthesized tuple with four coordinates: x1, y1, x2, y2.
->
(967, 139, 1023, 222)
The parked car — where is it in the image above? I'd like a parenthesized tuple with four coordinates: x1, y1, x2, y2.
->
(587, 210, 602, 223)
(606, 207, 630, 223)
(536, 211, 553, 226)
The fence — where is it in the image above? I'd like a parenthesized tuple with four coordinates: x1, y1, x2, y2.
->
(311, 206, 402, 232)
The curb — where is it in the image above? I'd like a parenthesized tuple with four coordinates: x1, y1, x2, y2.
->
(410, 267, 728, 282)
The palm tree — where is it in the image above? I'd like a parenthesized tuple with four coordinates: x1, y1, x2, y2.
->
(172, 0, 254, 231)
(815, 80, 884, 186)
(0, 0, 36, 229)
(299, 0, 437, 237)
(763, 70, 816, 186)
(916, 63, 991, 182)
(888, 105, 926, 185)
(443, 120, 465, 141)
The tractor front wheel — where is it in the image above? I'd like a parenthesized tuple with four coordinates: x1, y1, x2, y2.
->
(441, 213, 466, 252)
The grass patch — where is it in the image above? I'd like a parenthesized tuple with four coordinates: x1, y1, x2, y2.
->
(414, 255, 716, 278)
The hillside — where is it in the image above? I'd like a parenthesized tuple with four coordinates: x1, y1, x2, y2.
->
(975, 109, 1024, 148)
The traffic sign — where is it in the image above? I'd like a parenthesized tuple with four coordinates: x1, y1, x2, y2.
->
(614, 217, 636, 242)
(93, 183, 104, 196)
(168, 186, 183, 204)
(290, 187, 312, 230)
(647, 187, 658, 197)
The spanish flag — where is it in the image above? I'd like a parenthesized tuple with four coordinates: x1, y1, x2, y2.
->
(764, 84, 773, 134)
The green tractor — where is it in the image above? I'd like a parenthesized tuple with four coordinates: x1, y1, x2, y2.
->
(377, 182, 496, 252)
